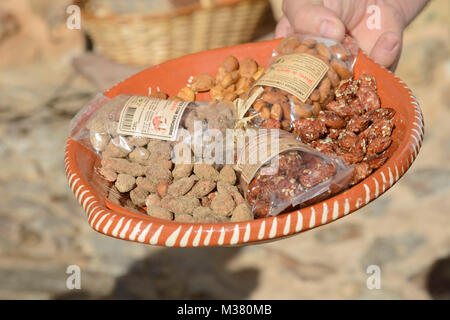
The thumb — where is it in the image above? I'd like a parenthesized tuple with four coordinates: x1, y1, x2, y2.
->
(275, 16, 294, 38)
(369, 31, 402, 70)
(283, 0, 346, 41)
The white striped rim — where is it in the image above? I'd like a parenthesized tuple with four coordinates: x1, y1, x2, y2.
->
(180, 226, 193, 247)
(230, 225, 240, 244)
(128, 221, 143, 241)
(269, 218, 277, 238)
(258, 221, 266, 240)
(137, 223, 152, 243)
(295, 211, 303, 232)
(165, 226, 182, 247)
(95, 213, 110, 231)
(243, 223, 251, 242)
(283, 215, 291, 235)
(218, 227, 226, 245)
(321, 203, 328, 224)
(119, 219, 132, 239)
(309, 207, 316, 228)
(150, 225, 164, 245)
(203, 227, 213, 246)
(192, 226, 202, 247)
(332, 201, 339, 220)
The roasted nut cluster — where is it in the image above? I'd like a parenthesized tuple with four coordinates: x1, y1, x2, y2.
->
(246, 151, 340, 218)
(99, 141, 252, 223)
(163, 55, 264, 104)
(291, 74, 395, 185)
(88, 96, 253, 223)
(244, 36, 355, 131)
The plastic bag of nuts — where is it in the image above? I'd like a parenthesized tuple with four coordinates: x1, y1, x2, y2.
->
(235, 129, 353, 218)
(241, 35, 358, 132)
(71, 94, 236, 156)
(70, 94, 245, 222)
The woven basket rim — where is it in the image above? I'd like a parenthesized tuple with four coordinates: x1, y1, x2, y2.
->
(75, 0, 264, 21)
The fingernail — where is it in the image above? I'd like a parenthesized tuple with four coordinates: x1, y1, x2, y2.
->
(381, 33, 400, 52)
(320, 20, 337, 38)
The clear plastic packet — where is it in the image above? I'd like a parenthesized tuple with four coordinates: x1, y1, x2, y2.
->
(69, 94, 237, 214)
(235, 129, 353, 218)
(70, 94, 236, 156)
(241, 34, 358, 132)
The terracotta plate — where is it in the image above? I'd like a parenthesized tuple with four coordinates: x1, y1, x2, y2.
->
(65, 39, 424, 247)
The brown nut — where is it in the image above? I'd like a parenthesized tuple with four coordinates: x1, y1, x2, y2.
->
(177, 87, 195, 102)
(167, 175, 196, 197)
(311, 102, 321, 117)
(235, 77, 255, 95)
(218, 165, 237, 185)
(330, 59, 352, 80)
(319, 77, 331, 103)
(157, 180, 169, 198)
(215, 66, 227, 86)
(239, 58, 258, 78)
(253, 99, 268, 112)
(187, 180, 216, 198)
(310, 89, 320, 102)
(301, 38, 317, 48)
(147, 206, 173, 220)
(209, 85, 225, 101)
(330, 44, 350, 61)
(223, 92, 238, 102)
(277, 36, 300, 54)
(294, 44, 309, 53)
(270, 103, 283, 120)
(149, 90, 168, 99)
(220, 70, 239, 89)
(220, 56, 239, 72)
(230, 203, 254, 222)
(327, 67, 341, 88)
(168, 96, 183, 102)
(260, 106, 271, 119)
(225, 84, 236, 93)
(281, 119, 292, 131)
(191, 74, 215, 92)
(145, 194, 161, 208)
(294, 103, 313, 119)
(115, 174, 136, 193)
(261, 90, 288, 104)
(280, 101, 291, 120)
(98, 167, 118, 182)
(316, 43, 332, 61)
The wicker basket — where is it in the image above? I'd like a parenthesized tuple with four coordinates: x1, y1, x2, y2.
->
(269, 0, 283, 21)
(78, 0, 270, 65)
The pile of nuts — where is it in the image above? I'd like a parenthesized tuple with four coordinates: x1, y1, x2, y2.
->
(292, 74, 395, 185)
(87, 94, 251, 223)
(101, 145, 252, 223)
(150, 55, 265, 104)
(87, 52, 395, 222)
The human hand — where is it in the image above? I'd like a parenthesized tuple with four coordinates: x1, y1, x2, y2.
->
(275, 0, 429, 70)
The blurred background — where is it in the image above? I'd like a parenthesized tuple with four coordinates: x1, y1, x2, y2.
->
(0, 0, 449, 300)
